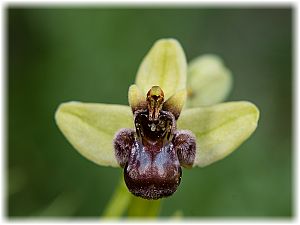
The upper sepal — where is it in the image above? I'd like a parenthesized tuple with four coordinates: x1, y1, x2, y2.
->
(135, 38, 187, 100)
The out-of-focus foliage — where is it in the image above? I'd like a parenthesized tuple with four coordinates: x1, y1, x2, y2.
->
(8, 8, 292, 217)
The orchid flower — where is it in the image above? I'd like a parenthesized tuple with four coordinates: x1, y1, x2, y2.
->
(55, 39, 259, 202)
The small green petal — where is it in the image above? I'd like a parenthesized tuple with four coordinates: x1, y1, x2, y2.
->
(162, 89, 187, 120)
(177, 101, 259, 167)
(186, 54, 233, 107)
(128, 84, 147, 112)
(135, 38, 187, 100)
(55, 102, 133, 167)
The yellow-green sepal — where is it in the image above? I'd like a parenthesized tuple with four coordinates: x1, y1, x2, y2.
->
(55, 102, 133, 167)
(177, 101, 259, 167)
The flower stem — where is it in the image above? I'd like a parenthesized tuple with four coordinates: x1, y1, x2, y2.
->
(127, 196, 161, 218)
(102, 176, 131, 218)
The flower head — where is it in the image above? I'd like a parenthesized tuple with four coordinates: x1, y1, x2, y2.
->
(55, 38, 259, 200)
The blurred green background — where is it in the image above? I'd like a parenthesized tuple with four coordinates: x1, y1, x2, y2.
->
(8, 7, 292, 217)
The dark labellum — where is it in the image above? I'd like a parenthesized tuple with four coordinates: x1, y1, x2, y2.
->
(114, 86, 196, 200)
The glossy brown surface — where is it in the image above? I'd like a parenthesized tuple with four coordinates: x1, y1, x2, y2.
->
(124, 140, 182, 199)
(114, 109, 196, 199)
(124, 110, 180, 199)
(114, 108, 196, 199)
(114, 87, 196, 199)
